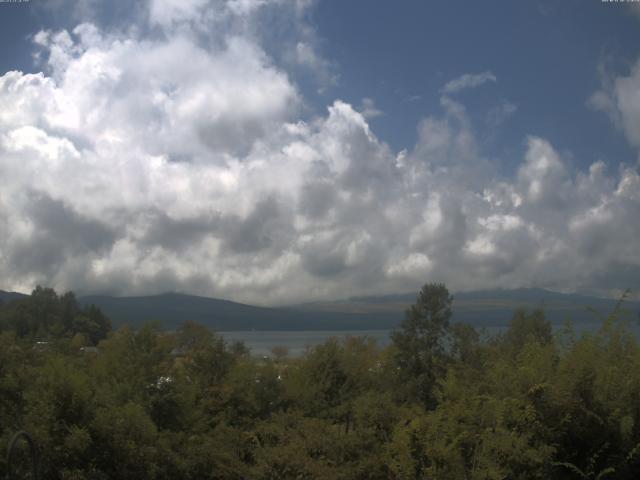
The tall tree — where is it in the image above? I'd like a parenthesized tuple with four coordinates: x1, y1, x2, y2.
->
(391, 282, 453, 408)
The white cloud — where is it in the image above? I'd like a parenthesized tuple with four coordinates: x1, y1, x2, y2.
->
(386, 253, 433, 280)
(286, 41, 337, 91)
(0, 2, 639, 303)
(442, 71, 497, 94)
(149, 0, 211, 28)
(518, 136, 569, 205)
(487, 99, 517, 127)
(359, 98, 383, 119)
(590, 58, 640, 149)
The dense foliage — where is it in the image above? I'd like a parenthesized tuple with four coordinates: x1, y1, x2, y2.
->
(1, 284, 639, 479)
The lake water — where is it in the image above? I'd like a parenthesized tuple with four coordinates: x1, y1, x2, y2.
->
(220, 330, 393, 357)
(221, 321, 640, 357)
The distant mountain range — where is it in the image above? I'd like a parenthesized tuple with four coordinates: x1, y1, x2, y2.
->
(1, 288, 638, 331)
(0, 290, 28, 304)
(301, 288, 640, 328)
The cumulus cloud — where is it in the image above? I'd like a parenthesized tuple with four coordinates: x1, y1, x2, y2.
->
(0, 1, 639, 303)
(589, 57, 640, 149)
(359, 98, 383, 119)
(288, 41, 336, 88)
(442, 71, 497, 94)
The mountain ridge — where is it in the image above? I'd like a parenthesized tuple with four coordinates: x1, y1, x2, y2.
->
(1, 288, 637, 331)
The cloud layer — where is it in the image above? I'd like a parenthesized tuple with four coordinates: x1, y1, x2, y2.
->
(442, 71, 497, 94)
(1, 0, 639, 304)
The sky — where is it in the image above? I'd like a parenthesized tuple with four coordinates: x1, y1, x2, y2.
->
(0, 0, 639, 305)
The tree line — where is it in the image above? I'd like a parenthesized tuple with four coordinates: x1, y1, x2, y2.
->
(0, 284, 639, 479)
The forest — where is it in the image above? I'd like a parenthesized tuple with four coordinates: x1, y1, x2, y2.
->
(1, 284, 639, 479)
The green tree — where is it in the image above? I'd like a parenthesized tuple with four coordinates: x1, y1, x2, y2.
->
(0, 287, 111, 342)
(502, 307, 552, 352)
(391, 282, 453, 408)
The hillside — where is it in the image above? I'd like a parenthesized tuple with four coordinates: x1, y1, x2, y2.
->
(0, 290, 27, 304)
(78, 293, 397, 330)
(293, 288, 640, 328)
(1, 288, 637, 331)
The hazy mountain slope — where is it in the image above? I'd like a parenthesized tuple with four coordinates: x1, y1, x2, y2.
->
(78, 293, 398, 330)
(297, 288, 639, 327)
(3, 288, 637, 331)
(0, 290, 28, 304)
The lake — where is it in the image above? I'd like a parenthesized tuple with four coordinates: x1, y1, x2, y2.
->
(220, 330, 393, 357)
(220, 320, 640, 357)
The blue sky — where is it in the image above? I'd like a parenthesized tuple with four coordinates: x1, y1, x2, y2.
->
(0, 0, 639, 303)
(311, 1, 639, 171)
